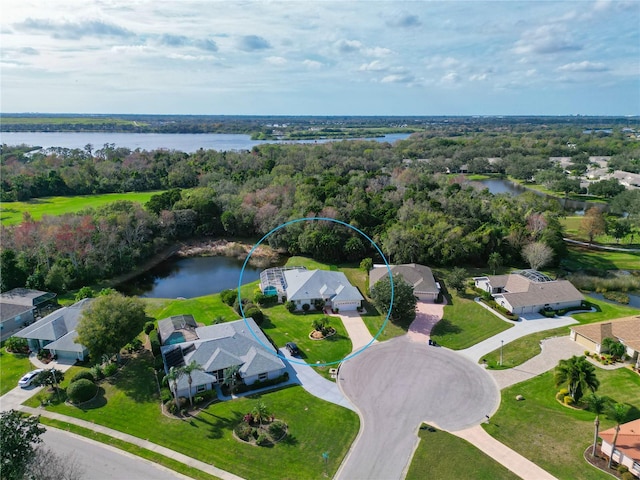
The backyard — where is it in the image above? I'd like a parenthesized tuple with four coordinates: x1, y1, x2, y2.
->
(24, 353, 359, 480)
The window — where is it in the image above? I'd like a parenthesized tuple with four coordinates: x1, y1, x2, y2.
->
(258, 373, 268, 381)
(196, 385, 206, 393)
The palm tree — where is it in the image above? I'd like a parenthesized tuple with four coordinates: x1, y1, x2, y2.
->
(602, 338, 625, 360)
(223, 365, 240, 395)
(181, 360, 203, 407)
(251, 401, 270, 426)
(554, 355, 600, 402)
(585, 394, 608, 457)
(607, 403, 630, 469)
(163, 366, 184, 412)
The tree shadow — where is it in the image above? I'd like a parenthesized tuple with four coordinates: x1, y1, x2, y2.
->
(73, 387, 108, 411)
(280, 434, 298, 446)
(430, 319, 462, 336)
(113, 353, 158, 403)
(195, 409, 245, 440)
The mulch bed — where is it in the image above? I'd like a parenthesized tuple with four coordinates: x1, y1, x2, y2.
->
(583, 445, 625, 479)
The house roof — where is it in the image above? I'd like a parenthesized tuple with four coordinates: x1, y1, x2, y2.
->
(14, 299, 91, 342)
(284, 269, 363, 303)
(483, 271, 583, 308)
(0, 288, 55, 307)
(158, 315, 197, 344)
(571, 316, 640, 352)
(0, 303, 33, 323)
(600, 418, 640, 462)
(369, 264, 439, 294)
(160, 318, 285, 390)
(45, 330, 86, 353)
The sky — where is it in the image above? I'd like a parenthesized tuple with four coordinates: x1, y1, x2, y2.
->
(1, 0, 639, 116)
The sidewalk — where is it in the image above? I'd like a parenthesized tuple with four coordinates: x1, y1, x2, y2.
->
(18, 405, 245, 480)
(451, 425, 557, 480)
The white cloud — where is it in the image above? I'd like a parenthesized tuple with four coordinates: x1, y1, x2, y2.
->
(512, 25, 582, 55)
(359, 60, 386, 72)
(440, 72, 460, 85)
(380, 73, 414, 84)
(303, 59, 322, 69)
(266, 56, 287, 66)
(558, 61, 608, 72)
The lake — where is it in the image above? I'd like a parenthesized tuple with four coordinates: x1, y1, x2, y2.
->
(117, 255, 262, 299)
(0, 131, 411, 153)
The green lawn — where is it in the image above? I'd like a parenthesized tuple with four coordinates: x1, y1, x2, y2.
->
(0, 348, 33, 396)
(430, 291, 514, 350)
(144, 295, 236, 326)
(406, 425, 519, 480)
(572, 297, 640, 324)
(562, 216, 639, 248)
(561, 245, 640, 272)
(27, 354, 359, 480)
(1, 191, 163, 225)
(483, 368, 640, 480)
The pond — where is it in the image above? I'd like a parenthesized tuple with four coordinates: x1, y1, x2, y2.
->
(117, 255, 263, 299)
(587, 292, 640, 309)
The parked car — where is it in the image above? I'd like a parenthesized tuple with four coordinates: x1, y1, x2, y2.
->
(18, 369, 44, 388)
(285, 342, 300, 356)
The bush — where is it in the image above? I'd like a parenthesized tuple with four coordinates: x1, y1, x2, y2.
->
(617, 465, 629, 474)
(268, 420, 286, 439)
(144, 322, 155, 335)
(621, 472, 634, 480)
(4, 337, 29, 354)
(302, 303, 310, 313)
(91, 365, 104, 380)
(220, 289, 237, 306)
(235, 422, 252, 441)
(149, 330, 161, 356)
(256, 433, 269, 446)
(160, 387, 172, 404)
(71, 371, 95, 384)
(285, 301, 296, 313)
(67, 378, 98, 403)
(103, 362, 118, 377)
(563, 395, 574, 406)
(245, 307, 264, 325)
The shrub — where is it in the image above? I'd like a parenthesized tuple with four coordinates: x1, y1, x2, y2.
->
(160, 387, 172, 404)
(234, 422, 252, 441)
(617, 465, 629, 474)
(149, 330, 161, 356)
(67, 378, 98, 403)
(103, 362, 118, 377)
(71, 371, 95, 384)
(302, 303, 310, 313)
(621, 472, 634, 480)
(91, 365, 104, 380)
(256, 433, 269, 446)
(245, 307, 264, 325)
(285, 301, 296, 313)
(563, 395, 574, 406)
(220, 289, 237, 306)
(4, 337, 29, 354)
(268, 420, 286, 439)
(144, 322, 155, 335)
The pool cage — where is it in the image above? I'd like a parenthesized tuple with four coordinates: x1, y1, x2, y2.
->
(259, 266, 306, 301)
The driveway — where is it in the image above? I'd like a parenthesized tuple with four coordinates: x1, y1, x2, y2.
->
(407, 299, 447, 343)
(336, 336, 499, 480)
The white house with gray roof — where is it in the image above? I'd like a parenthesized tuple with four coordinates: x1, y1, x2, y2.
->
(160, 318, 286, 399)
(0, 288, 56, 335)
(14, 299, 90, 361)
(282, 269, 364, 311)
(474, 270, 584, 315)
(369, 263, 440, 302)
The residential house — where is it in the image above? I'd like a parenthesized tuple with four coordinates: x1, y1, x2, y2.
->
(599, 418, 640, 477)
(570, 316, 640, 367)
(611, 170, 640, 189)
(158, 315, 198, 346)
(369, 263, 440, 302)
(160, 317, 286, 399)
(474, 270, 584, 315)
(13, 299, 90, 362)
(0, 288, 56, 334)
(283, 269, 364, 311)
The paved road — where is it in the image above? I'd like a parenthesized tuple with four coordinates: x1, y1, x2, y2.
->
(336, 336, 500, 480)
(41, 427, 190, 480)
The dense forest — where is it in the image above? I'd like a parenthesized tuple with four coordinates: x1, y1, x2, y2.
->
(1, 120, 639, 294)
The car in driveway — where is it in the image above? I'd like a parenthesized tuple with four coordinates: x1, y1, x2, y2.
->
(285, 342, 300, 356)
(18, 369, 44, 388)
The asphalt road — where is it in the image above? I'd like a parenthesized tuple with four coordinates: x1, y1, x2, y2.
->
(41, 427, 189, 480)
(336, 336, 500, 480)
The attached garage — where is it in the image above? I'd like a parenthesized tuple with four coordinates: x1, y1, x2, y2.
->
(571, 330, 598, 352)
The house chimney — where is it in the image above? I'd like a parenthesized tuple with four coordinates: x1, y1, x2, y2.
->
(600, 322, 613, 340)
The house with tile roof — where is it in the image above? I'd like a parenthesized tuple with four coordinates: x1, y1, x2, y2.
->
(160, 317, 286, 399)
(570, 316, 640, 368)
(369, 263, 440, 302)
(474, 270, 584, 316)
(282, 269, 364, 311)
(600, 418, 640, 477)
(13, 299, 90, 362)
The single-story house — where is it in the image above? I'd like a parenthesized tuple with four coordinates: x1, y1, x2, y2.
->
(474, 270, 584, 315)
(13, 299, 90, 362)
(600, 418, 640, 477)
(570, 316, 640, 367)
(283, 269, 364, 311)
(160, 317, 286, 399)
(369, 263, 440, 301)
(0, 288, 56, 333)
(158, 314, 198, 346)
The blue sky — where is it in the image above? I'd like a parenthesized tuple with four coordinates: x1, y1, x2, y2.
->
(1, 0, 638, 115)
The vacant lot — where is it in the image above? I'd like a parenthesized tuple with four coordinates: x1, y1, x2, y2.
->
(1, 191, 162, 225)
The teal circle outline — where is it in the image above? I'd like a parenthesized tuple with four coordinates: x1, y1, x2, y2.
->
(238, 217, 394, 367)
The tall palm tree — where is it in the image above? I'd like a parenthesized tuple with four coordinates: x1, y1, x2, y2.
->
(585, 394, 607, 457)
(223, 365, 240, 395)
(251, 401, 270, 426)
(554, 355, 600, 402)
(181, 360, 204, 407)
(163, 366, 184, 412)
(607, 403, 630, 469)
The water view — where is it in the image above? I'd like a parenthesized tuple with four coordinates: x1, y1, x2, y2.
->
(117, 255, 262, 299)
(0, 131, 412, 153)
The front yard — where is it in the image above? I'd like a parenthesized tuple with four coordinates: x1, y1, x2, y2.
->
(484, 367, 640, 480)
(24, 353, 359, 480)
(0, 347, 32, 396)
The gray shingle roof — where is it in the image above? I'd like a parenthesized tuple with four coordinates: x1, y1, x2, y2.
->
(45, 330, 86, 353)
(0, 288, 54, 307)
(15, 299, 91, 342)
(0, 303, 33, 323)
(284, 269, 363, 303)
(486, 272, 584, 308)
(369, 264, 439, 294)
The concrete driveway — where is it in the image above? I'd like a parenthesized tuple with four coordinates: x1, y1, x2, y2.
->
(336, 336, 499, 480)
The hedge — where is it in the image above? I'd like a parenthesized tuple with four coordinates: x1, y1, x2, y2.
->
(67, 378, 98, 403)
(149, 330, 161, 356)
(70, 371, 95, 383)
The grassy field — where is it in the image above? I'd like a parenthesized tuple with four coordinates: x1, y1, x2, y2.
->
(144, 295, 236, 326)
(484, 368, 640, 480)
(562, 216, 639, 247)
(26, 354, 359, 480)
(1, 191, 163, 225)
(1, 116, 142, 126)
(572, 297, 640, 324)
(561, 245, 640, 271)
(0, 347, 33, 396)
(430, 290, 514, 350)
(406, 425, 519, 480)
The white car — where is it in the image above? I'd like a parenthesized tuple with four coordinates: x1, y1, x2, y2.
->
(18, 369, 44, 388)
